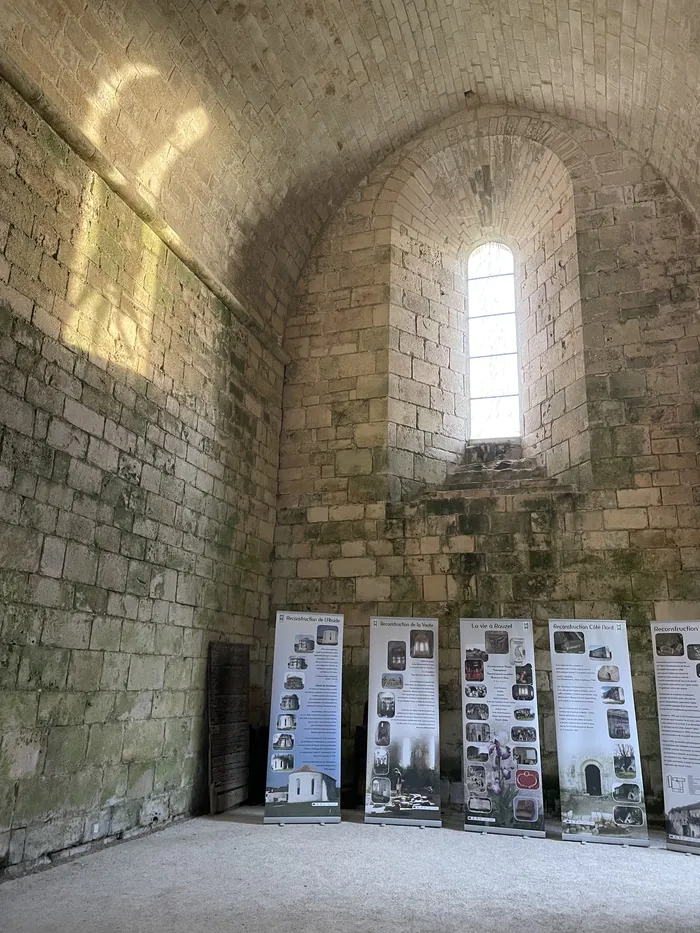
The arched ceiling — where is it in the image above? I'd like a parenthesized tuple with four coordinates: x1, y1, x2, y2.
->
(3, 0, 700, 335)
(388, 134, 573, 253)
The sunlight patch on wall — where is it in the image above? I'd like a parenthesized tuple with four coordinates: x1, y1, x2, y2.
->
(62, 64, 209, 375)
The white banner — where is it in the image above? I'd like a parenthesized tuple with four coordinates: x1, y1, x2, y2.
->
(651, 621, 700, 854)
(365, 617, 441, 827)
(460, 619, 545, 837)
(264, 611, 343, 824)
(549, 620, 649, 846)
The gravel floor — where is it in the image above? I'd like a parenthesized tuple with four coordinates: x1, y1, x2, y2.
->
(2, 808, 698, 933)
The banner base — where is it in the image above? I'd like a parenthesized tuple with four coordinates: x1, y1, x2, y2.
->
(365, 817, 442, 828)
(464, 824, 545, 838)
(667, 842, 700, 855)
(264, 816, 341, 824)
(562, 832, 649, 847)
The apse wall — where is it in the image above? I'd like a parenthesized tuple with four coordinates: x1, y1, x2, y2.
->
(276, 106, 700, 806)
(0, 78, 283, 870)
(381, 132, 584, 488)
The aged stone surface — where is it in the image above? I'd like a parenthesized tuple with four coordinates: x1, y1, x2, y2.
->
(5, 1, 700, 340)
(3, 0, 700, 874)
(0, 78, 282, 872)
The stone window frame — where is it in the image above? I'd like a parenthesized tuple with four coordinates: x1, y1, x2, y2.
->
(462, 236, 525, 445)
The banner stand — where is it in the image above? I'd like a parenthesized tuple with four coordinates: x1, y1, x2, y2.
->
(265, 816, 340, 825)
(460, 619, 545, 839)
(651, 621, 700, 856)
(264, 611, 344, 825)
(364, 817, 442, 828)
(549, 620, 649, 848)
(463, 825, 545, 838)
(364, 617, 442, 828)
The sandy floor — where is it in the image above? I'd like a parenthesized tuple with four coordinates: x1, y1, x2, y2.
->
(2, 809, 698, 933)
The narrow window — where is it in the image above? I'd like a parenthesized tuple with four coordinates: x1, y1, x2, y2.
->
(311, 778, 315, 795)
(467, 243, 520, 439)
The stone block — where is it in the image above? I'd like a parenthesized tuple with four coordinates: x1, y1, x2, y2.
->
(355, 576, 391, 601)
(63, 399, 105, 438)
(0, 692, 39, 730)
(23, 818, 84, 862)
(126, 762, 155, 799)
(296, 558, 329, 579)
(43, 724, 89, 775)
(335, 449, 372, 475)
(127, 655, 166, 691)
(139, 794, 169, 826)
(94, 551, 128, 592)
(63, 541, 98, 584)
(122, 719, 165, 762)
(41, 612, 91, 649)
(67, 650, 104, 691)
(87, 723, 124, 765)
(330, 557, 376, 577)
(0, 522, 42, 572)
(89, 616, 122, 651)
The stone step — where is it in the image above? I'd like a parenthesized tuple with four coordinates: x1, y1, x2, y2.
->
(461, 440, 524, 465)
(421, 481, 576, 500)
(448, 463, 544, 479)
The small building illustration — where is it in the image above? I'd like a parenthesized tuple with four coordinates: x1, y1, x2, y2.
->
(294, 635, 315, 653)
(667, 803, 700, 839)
(288, 766, 337, 803)
(317, 625, 339, 646)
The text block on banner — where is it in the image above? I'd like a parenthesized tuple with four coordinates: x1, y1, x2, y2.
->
(549, 620, 649, 846)
(264, 611, 343, 824)
(651, 621, 700, 854)
(364, 617, 441, 827)
(460, 619, 545, 837)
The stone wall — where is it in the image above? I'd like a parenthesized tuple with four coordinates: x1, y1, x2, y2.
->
(0, 78, 283, 872)
(274, 107, 700, 811)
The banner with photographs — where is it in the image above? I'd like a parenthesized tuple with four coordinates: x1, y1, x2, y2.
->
(549, 620, 649, 846)
(264, 611, 344, 824)
(460, 619, 545, 837)
(651, 621, 700, 854)
(365, 617, 441, 827)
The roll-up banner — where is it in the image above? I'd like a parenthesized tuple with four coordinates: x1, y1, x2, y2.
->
(651, 621, 700, 854)
(549, 620, 649, 846)
(264, 611, 343, 824)
(460, 618, 545, 837)
(365, 617, 441, 827)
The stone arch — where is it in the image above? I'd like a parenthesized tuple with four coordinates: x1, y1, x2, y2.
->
(282, 104, 699, 506)
(366, 114, 585, 486)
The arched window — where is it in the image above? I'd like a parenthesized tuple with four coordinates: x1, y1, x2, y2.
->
(467, 243, 521, 440)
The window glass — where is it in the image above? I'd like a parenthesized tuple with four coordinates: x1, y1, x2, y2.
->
(467, 243, 520, 440)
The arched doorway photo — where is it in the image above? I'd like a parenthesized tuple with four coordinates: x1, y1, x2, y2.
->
(584, 764, 602, 797)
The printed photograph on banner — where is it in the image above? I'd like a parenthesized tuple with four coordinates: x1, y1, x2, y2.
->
(651, 621, 700, 853)
(264, 612, 344, 823)
(550, 621, 648, 844)
(460, 619, 544, 836)
(365, 618, 441, 825)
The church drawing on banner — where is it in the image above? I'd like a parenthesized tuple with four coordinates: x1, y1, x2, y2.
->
(266, 766, 338, 806)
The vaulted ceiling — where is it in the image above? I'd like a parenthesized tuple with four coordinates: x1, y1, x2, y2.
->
(2, 0, 700, 337)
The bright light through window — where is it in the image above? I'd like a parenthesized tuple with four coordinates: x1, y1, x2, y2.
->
(467, 243, 521, 440)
